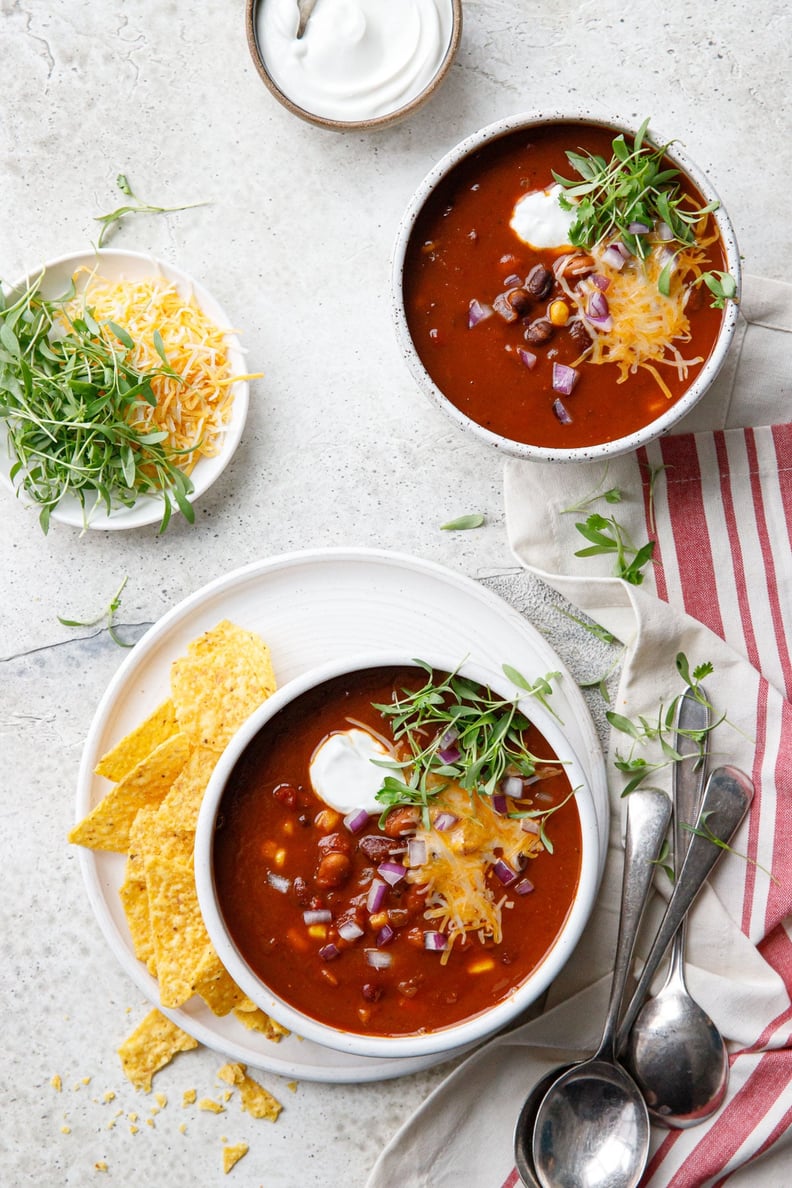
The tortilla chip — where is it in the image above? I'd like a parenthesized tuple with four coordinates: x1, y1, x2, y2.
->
(119, 858, 155, 971)
(192, 951, 248, 1017)
(95, 700, 179, 782)
(217, 1062, 282, 1121)
(118, 1009, 197, 1092)
(145, 851, 211, 1008)
(233, 1002, 289, 1041)
(69, 732, 191, 853)
(222, 1143, 249, 1174)
(157, 746, 218, 831)
(170, 621, 276, 751)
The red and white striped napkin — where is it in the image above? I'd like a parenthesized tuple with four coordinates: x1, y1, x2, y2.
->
(366, 276, 792, 1187)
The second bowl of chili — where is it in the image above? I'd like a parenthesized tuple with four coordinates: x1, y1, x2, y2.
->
(195, 653, 602, 1059)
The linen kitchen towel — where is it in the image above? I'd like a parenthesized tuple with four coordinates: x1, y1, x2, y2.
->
(366, 276, 792, 1187)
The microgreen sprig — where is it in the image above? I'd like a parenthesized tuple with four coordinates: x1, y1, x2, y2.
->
(573, 512, 655, 585)
(607, 654, 721, 795)
(683, 810, 778, 884)
(95, 173, 207, 247)
(0, 275, 195, 533)
(372, 661, 563, 828)
(440, 513, 486, 531)
(58, 576, 133, 648)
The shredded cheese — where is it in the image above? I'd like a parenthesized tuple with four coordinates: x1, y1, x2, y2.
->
(407, 783, 544, 962)
(557, 231, 715, 399)
(64, 271, 253, 473)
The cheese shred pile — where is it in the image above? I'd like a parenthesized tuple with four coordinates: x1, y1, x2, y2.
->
(408, 783, 545, 962)
(558, 231, 716, 400)
(65, 272, 253, 473)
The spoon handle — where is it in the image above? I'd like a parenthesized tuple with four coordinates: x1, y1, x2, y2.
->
(597, 786, 672, 1060)
(617, 765, 754, 1049)
(669, 686, 710, 973)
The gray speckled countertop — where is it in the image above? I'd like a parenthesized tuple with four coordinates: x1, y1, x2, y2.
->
(2, 2, 790, 1185)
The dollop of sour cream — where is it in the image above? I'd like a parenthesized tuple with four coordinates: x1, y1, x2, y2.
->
(309, 728, 400, 815)
(257, 0, 454, 122)
(510, 184, 577, 251)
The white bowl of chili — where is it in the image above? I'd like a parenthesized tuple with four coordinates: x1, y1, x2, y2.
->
(0, 249, 251, 531)
(195, 653, 602, 1059)
(392, 112, 741, 462)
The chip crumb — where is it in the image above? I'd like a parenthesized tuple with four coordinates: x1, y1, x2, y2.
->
(82, 1076, 92, 1085)
(129, 1125, 139, 1135)
(287, 1081, 298, 1093)
(154, 1091, 167, 1108)
(128, 1113, 138, 1123)
(51, 1074, 62, 1092)
(198, 1098, 225, 1114)
(179, 1122, 187, 1134)
(146, 1118, 155, 1128)
(95, 1161, 108, 1173)
(103, 1090, 116, 1103)
(217, 1063, 282, 1121)
(118, 1009, 198, 1092)
(222, 1089, 232, 1102)
(222, 1143, 249, 1174)
(60, 1125, 71, 1135)
(183, 1088, 197, 1106)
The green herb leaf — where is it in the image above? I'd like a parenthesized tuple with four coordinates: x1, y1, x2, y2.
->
(94, 174, 207, 246)
(58, 576, 133, 648)
(440, 513, 486, 531)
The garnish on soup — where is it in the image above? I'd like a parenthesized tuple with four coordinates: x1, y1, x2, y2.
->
(213, 663, 582, 1037)
(403, 119, 733, 449)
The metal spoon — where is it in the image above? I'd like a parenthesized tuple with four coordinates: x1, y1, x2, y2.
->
(527, 786, 672, 1188)
(514, 1065, 574, 1188)
(617, 765, 754, 1090)
(295, 0, 317, 38)
(623, 689, 730, 1126)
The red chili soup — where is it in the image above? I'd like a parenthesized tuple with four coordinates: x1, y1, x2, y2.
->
(212, 665, 582, 1038)
(402, 121, 728, 449)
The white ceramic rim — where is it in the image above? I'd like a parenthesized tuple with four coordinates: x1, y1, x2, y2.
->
(391, 110, 742, 462)
(195, 650, 601, 1060)
(245, 0, 463, 132)
(0, 248, 250, 529)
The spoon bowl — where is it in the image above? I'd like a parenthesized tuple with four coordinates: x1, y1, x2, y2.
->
(514, 1065, 574, 1188)
(625, 989, 728, 1125)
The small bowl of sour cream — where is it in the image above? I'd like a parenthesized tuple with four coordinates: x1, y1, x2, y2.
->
(245, 0, 462, 131)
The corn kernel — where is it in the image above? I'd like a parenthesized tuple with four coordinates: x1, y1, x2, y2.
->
(282, 820, 294, 836)
(315, 809, 341, 832)
(273, 847, 287, 868)
(369, 911, 388, 930)
(307, 924, 328, 940)
(549, 299, 569, 326)
(468, 957, 495, 975)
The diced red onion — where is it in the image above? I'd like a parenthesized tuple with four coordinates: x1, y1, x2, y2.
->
(517, 347, 537, 370)
(319, 943, 340, 962)
(591, 273, 610, 291)
(267, 872, 290, 894)
(437, 727, 460, 763)
(503, 272, 522, 287)
(303, 909, 332, 926)
(657, 221, 674, 241)
(492, 859, 517, 885)
(366, 878, 387, 913)
(337, 919, 364, 942)
(588, 291, 610, 321)
(438, 744, 461, 763)
(423, 931, 447, 952)
(601, 242, 629, 271)
(377, 861, 406, 886)
(515, 878, 535, 895)
(628, 221, 651, 234)
(553, 398, 573, 425)
(365, 948, 393, 969)
(552, 363, 578, 396)
(521, 818, 541, 835)
(501, 775, 523, 798)
(343, 808, 371, 835)
(407, 838, 427, 867)
(468, 298, 493, 328)
(376, 924, 395, 947)
(433, 812, 458, 832)
(491, 793, 509, 816)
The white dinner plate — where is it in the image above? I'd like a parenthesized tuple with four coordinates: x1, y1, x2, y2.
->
(0, 249, 250, 530)
(74, 548, 609, 1083)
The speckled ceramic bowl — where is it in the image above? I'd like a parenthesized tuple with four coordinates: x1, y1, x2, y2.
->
(195, 652, 601, 1060)
(246, 0, 462, 132)
(391, 111, 741, 462)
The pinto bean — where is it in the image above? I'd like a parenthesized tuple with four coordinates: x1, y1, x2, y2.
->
(315, 851, 351, 888)
(383, 807, 420, 837)
(505, 287, 532, 316)
(317, 831, 351, 855)
(358, 834, 400, 863)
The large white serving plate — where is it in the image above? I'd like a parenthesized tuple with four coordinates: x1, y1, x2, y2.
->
(0, 249, 249, 530)
(75, 548, 609, 1083)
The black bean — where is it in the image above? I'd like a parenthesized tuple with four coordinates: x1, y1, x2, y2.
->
(524, 318, 555, 345)
(568, 319, 593, 349)
(525, 264, 554, 299)
(506, 287, 532, 316)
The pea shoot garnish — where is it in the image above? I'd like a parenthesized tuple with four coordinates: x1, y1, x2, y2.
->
(553, 117, 736, 307)
(58, 576, 134, 648)
(0, 274, 195, 533)
(95, 173, 206, 247)
(372, 661, 564, 829)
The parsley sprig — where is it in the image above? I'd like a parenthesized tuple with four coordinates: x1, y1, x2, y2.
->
(0, 274, 195, 533)
(372, 661, 564, 828)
